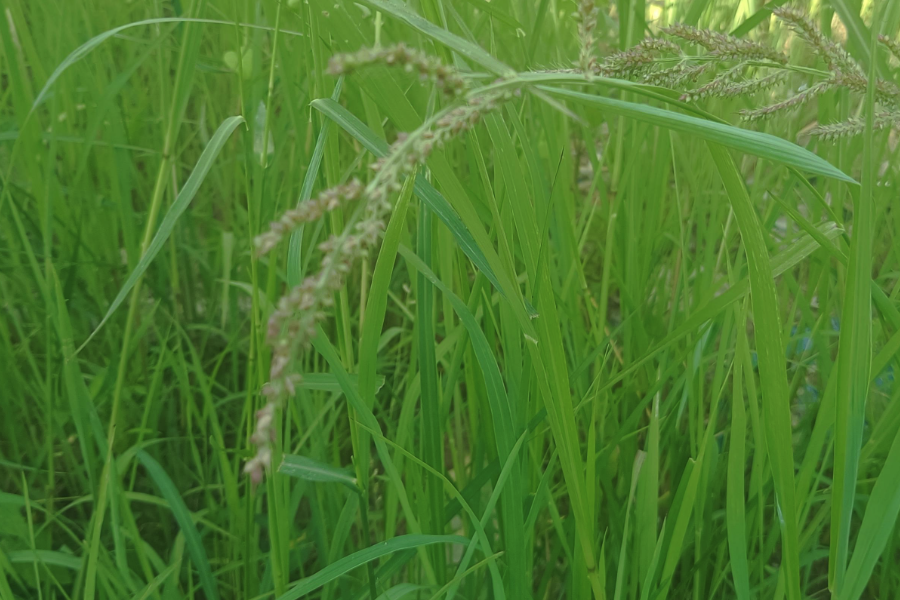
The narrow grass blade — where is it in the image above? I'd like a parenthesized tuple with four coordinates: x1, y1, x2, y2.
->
(276, 535, 469, 600)
(136, 450, 220, 600)
(840, 424, 900, 600)
(5, 550, 82, 571)
(613, 452, 645, 600)
(32, 19, 305, 112)
(358, 0, 512, 75)
(310, 327, 437, 582)
(295, 373, 384, 394)
(831, 30, 877, 593)
(398, 244, 524, 597)
(278, 454, 359, 493)
(728, 304, 752, 600)
(311, 98, 506, 297)
(416, 203, 446, 579)
(77, 115, 244, 352)
(286, 79, 342, 288)
(130, 562, 179, 600)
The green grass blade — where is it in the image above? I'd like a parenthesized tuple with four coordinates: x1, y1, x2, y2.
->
(398, 243, 523, 597)
(728, 304, 752, 600)
(130, 562, 179, 600)
(136, 450, 220, 600)
(311, 97, 507, 298)
(358, 0, 512, 75)
(710, 144, 801, 600)
(613, 452, 645, 600)
(840, 425, 900, 600)
(77, 115, 244, 352)
(278, 454, 360, 493)
(6, 549, 82, 572)
(831, 28, 877, 594)
(276, 535, 469, 600)
(286, 79, 343, 288)
(541, 86, 855, 183)
(31, 18, 305, 113)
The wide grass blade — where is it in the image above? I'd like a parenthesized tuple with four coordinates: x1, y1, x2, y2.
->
(542, 87, 855, 184)
(710, 144, 801, 600)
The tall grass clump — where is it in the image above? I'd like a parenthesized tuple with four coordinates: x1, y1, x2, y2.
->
(2, 1, 900, 599)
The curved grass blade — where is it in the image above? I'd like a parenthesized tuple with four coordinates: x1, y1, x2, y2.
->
(398, 243, 523, 598)
(310, 327, 439, 582)
(540, 86, 855, 184)
(77, 115, 244, 352)
(591, 222, 842, 398)
(131, 562, 179, 600)
(276, 535, 469, 600)
(840, 424, 900, 600)
(311, 98, 508, 299)
(613, 452, 646, 600)
(416, 204, 446, 580)
(358, 0, 512, 76)
(136, 450, 220, 600)
(286, 79, 342, 288)
(351, 420, 507, 599)
(831, 30, 879, 594)
(278, 454, 359, 493)
(444, 432, 527, 600)
(6, 550, 82, 571)
(710, 145, 801, 600)
(397, 244, 516, 456)
(730, 1, 790, 37)
(33, 20, 303, 112)
(728, 303, 752, 600)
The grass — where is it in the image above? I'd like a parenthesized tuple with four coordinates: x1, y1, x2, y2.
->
(2, 0, 900, 599)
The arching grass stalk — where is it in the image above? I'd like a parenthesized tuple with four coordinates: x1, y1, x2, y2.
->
(244, 50, 521, 480)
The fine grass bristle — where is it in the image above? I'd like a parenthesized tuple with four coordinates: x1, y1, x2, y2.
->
(4, 1, 900, 600)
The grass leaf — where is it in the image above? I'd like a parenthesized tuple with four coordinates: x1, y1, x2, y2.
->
(276, 535, 469, 600)
(78, 115, 244, 352)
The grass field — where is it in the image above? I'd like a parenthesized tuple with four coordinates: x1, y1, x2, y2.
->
(2, 0, 900, 598)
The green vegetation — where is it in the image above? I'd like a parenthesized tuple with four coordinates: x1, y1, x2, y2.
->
(2, 0, 900, 598)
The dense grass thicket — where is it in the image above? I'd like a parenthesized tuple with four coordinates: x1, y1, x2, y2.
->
(3, 0, 900, 598)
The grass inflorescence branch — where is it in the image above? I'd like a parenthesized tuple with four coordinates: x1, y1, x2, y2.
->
(245, 50, 519, 482)
(576, 0, 600, 74)
(600, 7, 899, 140)
(328, 44, 469, 97)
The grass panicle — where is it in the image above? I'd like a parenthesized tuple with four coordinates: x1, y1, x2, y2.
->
(4, 2, 899, 599)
